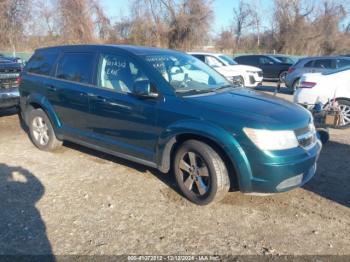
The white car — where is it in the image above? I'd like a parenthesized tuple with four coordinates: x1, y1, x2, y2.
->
(189, 52, 263, 87)
(294, 67, 350, 127)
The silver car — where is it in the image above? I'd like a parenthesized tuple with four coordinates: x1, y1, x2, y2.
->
(285, 56, 350, 93)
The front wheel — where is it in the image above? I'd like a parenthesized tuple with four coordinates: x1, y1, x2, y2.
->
(173, 140, 230, 205)
(338, 100, 350, 128)
(235, 76, 245, 87)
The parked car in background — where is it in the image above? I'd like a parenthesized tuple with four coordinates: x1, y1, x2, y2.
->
(294, 67, 350, 128)
(234, 55, 292, 83)
(0, 58, 22, 109)
(20, 45, 321, 205)
(189, 52, 263, 88)
(0, 53, 24, 65)
(286, 56, 350, 93)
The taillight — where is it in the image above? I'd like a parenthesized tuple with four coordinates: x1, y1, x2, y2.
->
(299, 81, 316, 88)
(288, 67, 295, 74)
(16, 76, 22, 86)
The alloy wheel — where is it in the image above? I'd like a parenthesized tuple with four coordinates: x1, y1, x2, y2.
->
(32, 116, 50, 146)
(339, 104, 350, 126)
(178, 151, 211, 197)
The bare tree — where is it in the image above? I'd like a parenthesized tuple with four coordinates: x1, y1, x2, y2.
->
(232, 0, 253, 47)
(57, 0, 95, 44)
(0, 0, 29, 53)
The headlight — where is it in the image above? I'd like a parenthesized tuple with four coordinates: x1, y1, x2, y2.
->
(243, 128, 299, 150)
(247, 71, 260, 74)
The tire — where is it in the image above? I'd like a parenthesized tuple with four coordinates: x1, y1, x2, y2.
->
(316, 128, 329, 145)
(28, 108, 62, 151)
(173, 140, 230, 205)
(291, 78, 300, 94)
(236, 76, 245, 87)
(279, 71, 288, 83)
(337, 99, 350, 129)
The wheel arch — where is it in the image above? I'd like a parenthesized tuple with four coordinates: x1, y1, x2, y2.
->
(156, 122, 250, 190)
(23, 93, 62, 130)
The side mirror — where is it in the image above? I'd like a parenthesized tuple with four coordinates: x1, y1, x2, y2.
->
(133, 80, 159, 98)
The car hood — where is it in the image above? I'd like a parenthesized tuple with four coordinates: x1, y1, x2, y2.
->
(185, 88, 311, 130)
(215, 66, 241, 77)
(0, 61, 21, 70)
(225, 64, 262, 72)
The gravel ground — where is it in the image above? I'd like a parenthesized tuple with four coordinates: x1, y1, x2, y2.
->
(0, 84, 349, 256)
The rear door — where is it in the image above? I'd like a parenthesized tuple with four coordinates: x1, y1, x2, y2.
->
(258, 56, 277, 78)
(48, 52, 96, 137)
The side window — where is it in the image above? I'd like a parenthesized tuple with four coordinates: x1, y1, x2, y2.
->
(98, 54, 149, 93)
(56, 53, 94, 84)
(26, 52, 58, 76)
(304, 60, 314, 67)
(193, 55, 205, 62)
(313, 59, 332, 69)
(205, 56, 224, 67)
(337, 59, 350, 68)
(259, 56, 274, 65)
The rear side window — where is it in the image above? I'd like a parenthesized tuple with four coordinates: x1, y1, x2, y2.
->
(56, 53, 95, 84)
(303, 60, 314, 67)
(193, 55, 205, 62)
(26, 52, 58, 76)
(313, 59, 333, 69)
(236, 56, 257, 64)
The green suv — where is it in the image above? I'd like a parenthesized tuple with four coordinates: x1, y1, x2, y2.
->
(19, 45, 322, 205)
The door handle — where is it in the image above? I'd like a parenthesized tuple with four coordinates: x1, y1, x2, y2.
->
(47, 85, 56, 91)
(87, 93, 106, 102)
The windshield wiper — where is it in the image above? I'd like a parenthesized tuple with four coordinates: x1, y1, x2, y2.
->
(175, 88, 210, 94)
(213, 84, 234, 91)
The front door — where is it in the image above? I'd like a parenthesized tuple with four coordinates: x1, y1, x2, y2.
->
(87, 53, 160, 161)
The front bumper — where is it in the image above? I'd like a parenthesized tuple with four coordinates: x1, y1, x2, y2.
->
(0, 87, 20, 108)
(232, 139, 322, 194)
(245, 73, 263, 87)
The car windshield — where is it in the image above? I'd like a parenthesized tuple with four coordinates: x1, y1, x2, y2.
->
(219, 55, 237, 65)
(143, 53, 230, 94)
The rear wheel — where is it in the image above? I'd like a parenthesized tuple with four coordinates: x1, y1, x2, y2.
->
(337, 100, 350, 128)
(291, 78, 300, 94)
(28, 108, 62, 151)
(279, 71, 288, 83)
(173, 140, 230, 205)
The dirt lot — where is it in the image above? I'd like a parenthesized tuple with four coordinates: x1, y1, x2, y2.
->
(0, 84, 349, 256)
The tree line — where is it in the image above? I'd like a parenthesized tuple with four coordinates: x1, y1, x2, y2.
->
(0, 0, 349, 55)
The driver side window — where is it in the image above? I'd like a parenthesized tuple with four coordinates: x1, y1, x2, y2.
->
(98, 54, 149, 94)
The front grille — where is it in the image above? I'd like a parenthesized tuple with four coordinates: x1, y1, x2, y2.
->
(0, 68, 21, 73)
(295, 124, 317, 149)
(0, 78, 18, 89)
